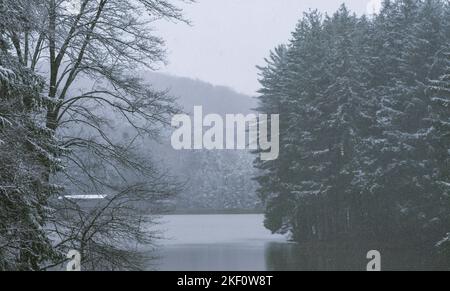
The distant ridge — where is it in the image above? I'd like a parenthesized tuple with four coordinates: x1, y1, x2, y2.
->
(140, 71, 257, 115)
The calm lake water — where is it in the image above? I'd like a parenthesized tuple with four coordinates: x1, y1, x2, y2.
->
(150, 214, 449, 271)
(152, 214, 285, 271)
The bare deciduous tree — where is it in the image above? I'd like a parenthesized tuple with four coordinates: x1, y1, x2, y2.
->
(1, 0, 192, 270)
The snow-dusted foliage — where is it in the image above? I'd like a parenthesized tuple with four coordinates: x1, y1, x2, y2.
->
(1, 0, 190, 270)
(176, 150, 260, 210)
(427, 52, 450, 254)
(0, 53, 63, 270)
(436, 233, 450, 248)
(256, 0, 450, 249)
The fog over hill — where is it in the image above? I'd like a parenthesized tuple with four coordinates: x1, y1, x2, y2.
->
(136, 72, 260, 212)
(140, 72, 257, 115)
(62, 72, 261, 211)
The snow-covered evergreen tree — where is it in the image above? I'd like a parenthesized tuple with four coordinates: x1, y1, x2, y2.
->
(368, 0, 450, 242)
(428, 51, 450, 250)
(0, 53, 62, 270)
(256, 0, 450, 253)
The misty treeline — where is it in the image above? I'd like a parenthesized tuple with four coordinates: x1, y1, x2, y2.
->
(256, 0, 450, 257)
(120, 74, 261, 211)
(0, 0, 192, 270)
(171, 150, 259, 210)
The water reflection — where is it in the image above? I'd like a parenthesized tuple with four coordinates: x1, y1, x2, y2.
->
(265, 242, 450, 271)
(265, 242, 369, 271)
(156, 244, 268, 271)
(154, 215, 450, 271)
(156, 241, 450, 271)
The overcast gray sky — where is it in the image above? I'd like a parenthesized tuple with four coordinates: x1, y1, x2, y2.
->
(156, 0, 382, 95)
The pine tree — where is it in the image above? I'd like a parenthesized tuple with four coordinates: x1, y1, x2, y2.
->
(428, 52, 450, 249)
(367, 0, 450, 243)
(0, 53, 62, 270)
(255, 44, 293, 234)
(256, 0, 450, 252)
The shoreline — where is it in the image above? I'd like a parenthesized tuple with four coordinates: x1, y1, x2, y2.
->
(164, 209, 264, 215)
